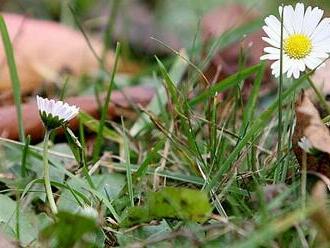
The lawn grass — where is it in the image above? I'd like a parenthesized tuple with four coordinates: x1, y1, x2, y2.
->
(0, 1, 329, 247)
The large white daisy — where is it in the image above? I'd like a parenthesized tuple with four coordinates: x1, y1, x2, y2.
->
(36, 96, 79, 129)
(261, 3, 330, 79)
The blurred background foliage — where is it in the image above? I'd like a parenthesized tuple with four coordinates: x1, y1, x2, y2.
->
(1, 0, 330, 53)
(0, 0, 330, 56)
(1, 0, 330, 247)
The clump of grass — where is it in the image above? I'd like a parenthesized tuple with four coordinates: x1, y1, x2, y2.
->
(0, 1, 330, 247)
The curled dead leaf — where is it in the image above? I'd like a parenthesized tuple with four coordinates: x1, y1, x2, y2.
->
(0, 231, 15, 248)
(310, 181, 330, 245)
(202, 5, 258, 42)
(311, 60, 330, 100)
(0, 13, 139, 94)
(293, 91, 330, 177)
(0, 86, 154, 142)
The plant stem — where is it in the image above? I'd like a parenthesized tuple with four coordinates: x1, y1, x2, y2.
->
(43, 129, 58, 214)
(277, 5, 284, 162)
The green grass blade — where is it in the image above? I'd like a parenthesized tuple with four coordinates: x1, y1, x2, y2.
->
(121, 118, 134, 207)
(205, 74, 307, 192)
(20, 135, 31, 177)
(192, 19, 262, 84)
(112, 162, 204, 186)
(89, 188, 120, 223)
(92, 42, 121, 162)
(79, 111, 122, 144)
(133, 140, 164, 181)
(189, 63, 263, 106)
(233, 204, 320, 248)
(155, 56, 179, 106)
(242, 62, 265, 129)
(130, 52, 188, 137)
(0, 15, 25, 142)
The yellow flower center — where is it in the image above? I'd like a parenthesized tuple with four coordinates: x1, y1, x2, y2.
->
(283, 34, 312, 59)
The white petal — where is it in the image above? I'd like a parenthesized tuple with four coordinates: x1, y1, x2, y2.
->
(310, 51, 328, 59)
(282, 5, 296, 35)
(297, 59, 306, 72)
(261, 54, 280, 60)
(293, 65, 300, 79)
(270, 60, 280, 77)
(35, 96, 80, 124)
(287, 66, 295, 78)
(313, 40, 330, 53)
(311, 18, 330, 41)
(293, 3, 304, 34)
(302, 6, 313, 34)
(263, 26, 281, 43)
(36, 96, 42, 110)
(264, 47, 280, 54)
(264, 15, 286, 38)
(262, 37, 280, 48)
(304, 56, 321, 69)
(311, 24, 330, 43)
(305, 7, 324, 36)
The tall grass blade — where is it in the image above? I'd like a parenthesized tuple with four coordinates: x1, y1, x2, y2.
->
(92, 42, 121, 162)
(205, 74, 307, 192)
(0, 16, 25, 142)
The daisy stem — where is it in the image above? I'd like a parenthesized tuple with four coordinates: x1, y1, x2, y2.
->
(307, 76, 330, 115)
(43, 129, 58, 215)
(277, 5, 284, 163)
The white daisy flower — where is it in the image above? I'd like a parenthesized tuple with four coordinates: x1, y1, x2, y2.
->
(298, 136, 314, 153)
(36, 95, 79, 129)
(261, 3, 330, 79)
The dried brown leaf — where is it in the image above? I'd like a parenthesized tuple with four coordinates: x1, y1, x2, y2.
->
(310, 181, 330, 245)
(0, 86, 154, 141)
(0, 231, 15, 248)
(293, 91, 330, 177)
(0, 13, 139, 94)
(311, 60, 330, 98)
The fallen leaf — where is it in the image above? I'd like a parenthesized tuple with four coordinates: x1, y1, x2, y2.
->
(202, 4, 258, 42)
(0, 231, 15, 248)
(292, 91, 330, 178)
(310, 181, 330, 245)
(0, 13, 139, 94)
(0, 86, 154, 141)
(311, 60, 330, 101)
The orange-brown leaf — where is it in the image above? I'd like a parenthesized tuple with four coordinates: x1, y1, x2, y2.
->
(293, 92, 330, 177)
(0, 13, 138, 94)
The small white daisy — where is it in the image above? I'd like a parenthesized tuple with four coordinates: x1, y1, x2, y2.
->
(261, 3, 330, 79)
(36, 95, 79, 129)
(298, 136, 314, 153)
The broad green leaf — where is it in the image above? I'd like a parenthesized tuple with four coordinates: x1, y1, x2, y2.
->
(40, 211, 100, 248)
(0, 195, 38, 246)
(120, 187, 212, 227)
